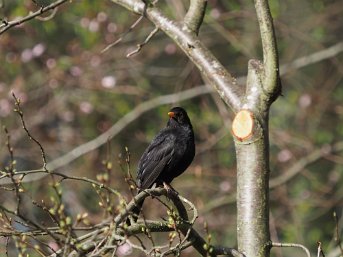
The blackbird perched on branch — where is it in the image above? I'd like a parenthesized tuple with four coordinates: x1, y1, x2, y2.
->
(129, 107, 195, 223)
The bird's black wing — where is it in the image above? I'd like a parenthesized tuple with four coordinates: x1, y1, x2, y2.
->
(137, 130, 176, 189)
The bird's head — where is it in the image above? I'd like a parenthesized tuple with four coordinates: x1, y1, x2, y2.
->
(167, 107, 192, 128)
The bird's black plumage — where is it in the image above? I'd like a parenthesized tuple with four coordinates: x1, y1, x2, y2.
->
(130, 107, 195, 222)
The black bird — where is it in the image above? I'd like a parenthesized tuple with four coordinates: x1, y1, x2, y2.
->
(130, 107, 195, 222)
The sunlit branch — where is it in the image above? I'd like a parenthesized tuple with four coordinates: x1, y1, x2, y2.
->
(272, 242, 311, 257)
(184, 0, 207, 35)
(254, 0, 280, 96)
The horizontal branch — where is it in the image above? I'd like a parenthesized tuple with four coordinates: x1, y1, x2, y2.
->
(272, 242, 311, 257)
(0, 0, 69, 35)
(61, 187, 242, 257)
(270, 141, 343, 188)
(118, 188, 242, 257)
(280, 42, 343, 73)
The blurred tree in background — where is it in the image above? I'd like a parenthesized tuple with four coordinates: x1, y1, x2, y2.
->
(0, 0, 342, 256)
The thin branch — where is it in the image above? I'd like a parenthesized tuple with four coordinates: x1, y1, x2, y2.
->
(317, 242, 325, 257)
(254, 0, 280, 97)
(0, 0, 69, 35)
(114, 188, 242, 257)
(126, 26, 159, 57)
(272, 242, 311, 257)
(270, 141, 343, 188)
(101, 16, 144, 53)
(280, 42, 343, 74)
(183, 0, 207, 35)
(12, 93, 48, 171)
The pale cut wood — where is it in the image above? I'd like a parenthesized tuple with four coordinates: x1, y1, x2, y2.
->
(232, 110, 254, 141)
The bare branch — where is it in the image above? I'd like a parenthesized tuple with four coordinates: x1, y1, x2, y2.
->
(280, 42, 343, 73)
(317, 242, 325, 257)
(119, 188, 243, 257)
(272, 242, 311, 257)
(270, 141, 343, 188)
(254, 0, 280, 99)
(183, 0, 207, 35)
(0, 0, 69, 35)
(12, 93, 48, 171)
(101, 16, 144, 53)
(127, 26, 159, 57)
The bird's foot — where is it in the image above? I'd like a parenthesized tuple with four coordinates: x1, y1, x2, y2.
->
(163, 182, 178, 197)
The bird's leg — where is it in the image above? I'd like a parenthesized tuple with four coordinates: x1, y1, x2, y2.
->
(163, 182, 178, 196)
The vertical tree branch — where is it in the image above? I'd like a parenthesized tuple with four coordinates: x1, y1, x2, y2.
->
(254, 0, 281, 99)
(234, 1, 280, 256)
(234, 110, 271, 257)
(183, 0, 207, 35)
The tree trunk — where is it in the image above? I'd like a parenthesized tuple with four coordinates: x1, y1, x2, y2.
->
(235, 113, 271, 257)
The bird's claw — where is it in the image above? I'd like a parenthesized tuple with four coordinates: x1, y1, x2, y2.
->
(163, 182, 178, 197)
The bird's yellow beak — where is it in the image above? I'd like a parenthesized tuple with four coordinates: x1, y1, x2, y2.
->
(168, 112, 175, 118)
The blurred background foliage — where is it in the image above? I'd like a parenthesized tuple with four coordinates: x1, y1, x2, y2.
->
(0, 0, 342, 256)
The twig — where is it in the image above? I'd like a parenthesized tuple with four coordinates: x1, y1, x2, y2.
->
(126, 26, 159, 57)
(3, 126, 22, 215)
(270, 141, 343, 188)
(101, 16, 144, 53)
(280, 42, 343, 74)
(12, 93, 48, 171)
(317, 242, 325, 257)
(272, 242, 311, 257)
(0, 0, 69, 35)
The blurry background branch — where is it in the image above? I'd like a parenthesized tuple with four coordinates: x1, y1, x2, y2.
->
(270, 141, 343, 188)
